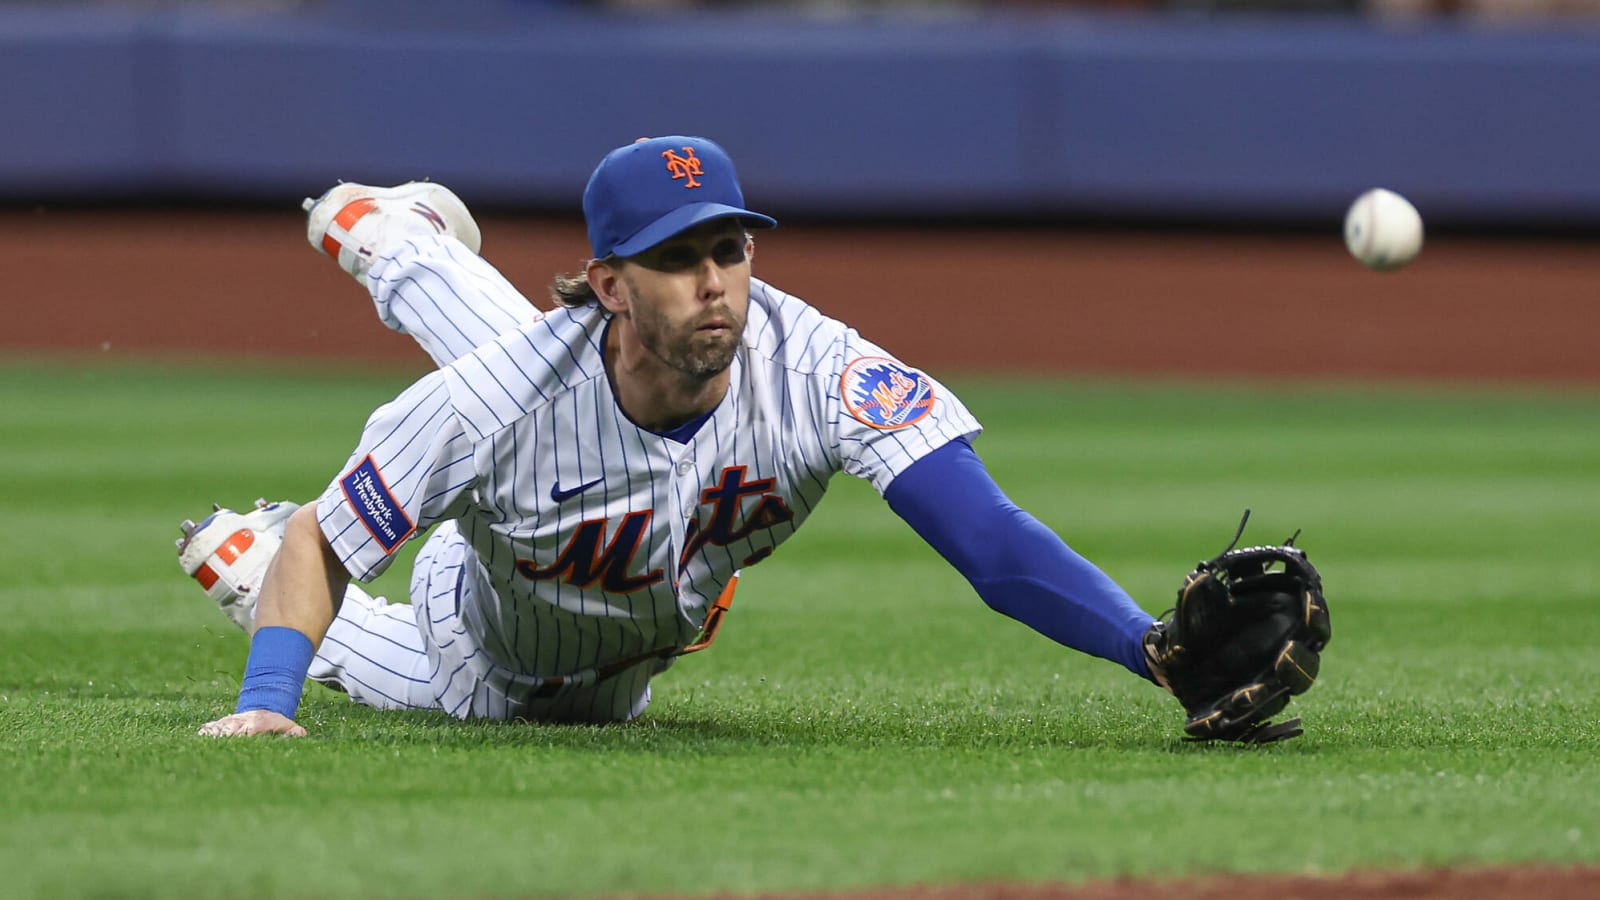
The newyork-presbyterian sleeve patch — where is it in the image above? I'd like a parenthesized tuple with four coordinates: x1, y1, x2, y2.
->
(339, 455, 416, 554)
(840, 356, 936, 430)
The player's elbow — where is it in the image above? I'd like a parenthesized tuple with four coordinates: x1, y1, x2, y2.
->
(283, 503, 344, 577)
(283, 502, 324, 544)
(970, 503, 1053, 574)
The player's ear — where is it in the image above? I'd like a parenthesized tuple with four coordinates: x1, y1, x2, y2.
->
(588, 259, 628, 315)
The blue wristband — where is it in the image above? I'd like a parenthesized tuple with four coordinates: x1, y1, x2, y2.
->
(235, 626, 314, 719)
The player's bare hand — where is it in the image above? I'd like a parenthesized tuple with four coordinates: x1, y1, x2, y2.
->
(197, 710, 307, 738)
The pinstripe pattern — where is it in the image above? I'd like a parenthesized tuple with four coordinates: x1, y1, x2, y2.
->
(312, 235, 981, 723)
(307, 584, 435, 710)
(368, 236, 545, 367)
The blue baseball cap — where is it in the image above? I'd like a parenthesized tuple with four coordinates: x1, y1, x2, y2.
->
(584, 135, 777, 259)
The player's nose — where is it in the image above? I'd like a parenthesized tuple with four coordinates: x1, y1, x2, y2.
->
(696, 256, 725, 299)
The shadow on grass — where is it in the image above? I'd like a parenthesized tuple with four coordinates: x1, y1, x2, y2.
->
(281, 696, 1192, 755)
(29, 683, 1548, 756)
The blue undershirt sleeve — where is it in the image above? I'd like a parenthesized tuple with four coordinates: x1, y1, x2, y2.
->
(883, 439, 1155, 680)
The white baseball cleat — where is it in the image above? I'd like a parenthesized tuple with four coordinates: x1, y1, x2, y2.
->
(176, 499, 300, 632)
(302, 181, 482, 283)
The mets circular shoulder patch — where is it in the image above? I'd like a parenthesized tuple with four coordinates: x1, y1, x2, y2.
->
(841, 356, 936, 430)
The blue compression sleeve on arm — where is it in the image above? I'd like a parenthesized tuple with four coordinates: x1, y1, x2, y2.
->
(884, 440, 1156, 680)
(234, 626, 315, 718)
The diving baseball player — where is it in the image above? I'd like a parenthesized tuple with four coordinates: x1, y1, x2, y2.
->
(185, 135, 1164, 737)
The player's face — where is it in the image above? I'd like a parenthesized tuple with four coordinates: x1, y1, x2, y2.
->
(616, 220, 753, 380)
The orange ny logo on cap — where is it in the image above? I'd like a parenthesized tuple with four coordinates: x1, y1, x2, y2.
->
(661, 147, 704, 188)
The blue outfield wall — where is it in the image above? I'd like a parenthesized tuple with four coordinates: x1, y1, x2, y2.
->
(3, 2, 1598, 225)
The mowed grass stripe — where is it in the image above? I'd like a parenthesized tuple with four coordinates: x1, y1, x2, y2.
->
(1, 360, 1597, 899)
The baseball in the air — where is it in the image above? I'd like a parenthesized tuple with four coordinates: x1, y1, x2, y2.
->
(1344, 188, 1424, 272)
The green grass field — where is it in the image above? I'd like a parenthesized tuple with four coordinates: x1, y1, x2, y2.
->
(2, 357, 1596, 900)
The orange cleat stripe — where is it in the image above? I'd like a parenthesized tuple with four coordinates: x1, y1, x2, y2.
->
(215, 529, 255, 566)
(322, 197, 377, 258)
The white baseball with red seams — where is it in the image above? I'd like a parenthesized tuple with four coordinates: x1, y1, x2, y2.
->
(1344, 188, 1424, 273)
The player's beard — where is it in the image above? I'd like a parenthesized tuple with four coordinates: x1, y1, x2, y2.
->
(629, 291, 745, 380)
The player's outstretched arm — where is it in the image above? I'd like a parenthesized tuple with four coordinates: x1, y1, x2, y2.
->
(197, 504, 351, 738)
(883, 440, 1157, 680)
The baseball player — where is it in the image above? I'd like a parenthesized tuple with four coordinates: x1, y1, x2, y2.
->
(184, 135, 1165, 737)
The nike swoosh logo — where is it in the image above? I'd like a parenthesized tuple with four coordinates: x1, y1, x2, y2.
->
(549, 477, 604, 503)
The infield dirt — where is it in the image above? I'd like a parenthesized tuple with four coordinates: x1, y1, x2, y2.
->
(4, 209, 1597, 386)
(734, 865, 1600, 899)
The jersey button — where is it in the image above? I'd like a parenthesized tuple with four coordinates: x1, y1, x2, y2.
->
(676, 460, 693, 475)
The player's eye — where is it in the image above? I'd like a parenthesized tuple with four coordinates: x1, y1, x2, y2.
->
(633, 230, 746, 272)
(658, 249, 698, 270)
(636, 245, 697, 271)
(712, 240, 747, 266)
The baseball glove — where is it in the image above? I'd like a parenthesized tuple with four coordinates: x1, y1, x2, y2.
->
(1144, 512, 1330, 744)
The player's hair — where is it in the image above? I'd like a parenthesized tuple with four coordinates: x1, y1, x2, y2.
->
(547, 260, 611, 309)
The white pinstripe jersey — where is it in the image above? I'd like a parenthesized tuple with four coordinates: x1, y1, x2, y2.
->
(317, 273, 982, 682)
